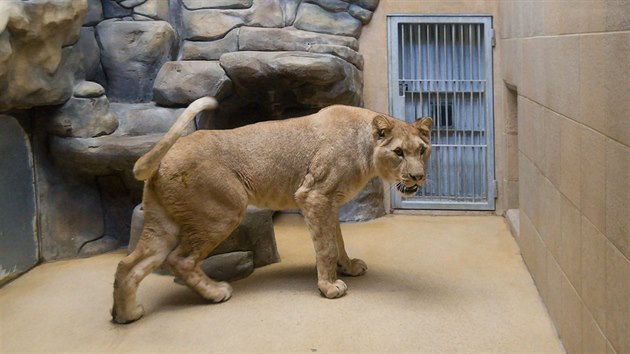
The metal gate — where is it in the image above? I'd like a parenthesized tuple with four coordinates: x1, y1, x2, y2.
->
(387, 15, 496, 210)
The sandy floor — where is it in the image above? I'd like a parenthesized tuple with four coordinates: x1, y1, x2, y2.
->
(0, 213, 564, 353)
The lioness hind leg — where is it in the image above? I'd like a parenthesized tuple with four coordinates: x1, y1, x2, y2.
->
(335, 222, 368, 277)
(166, 215, 243, 303)
(112, 214, 178, 324)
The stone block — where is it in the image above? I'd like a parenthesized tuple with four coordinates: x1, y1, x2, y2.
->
(339, 177, 385, 222)
(182, 0, 253, 10)
(78, 236, 119, 257)
(34, 154, 106, 261)
(110, 103, 192, 136)
(102, 0, 133, 18)
(77, 27, 106, 88)
(542, 108, 561, 186)
(606, 243, 630, 354)
(211, 207, 279, 267)
(560, 194, 581, 292)
(520, 38, 545, 105)
(180, 28, 239, 60)
(294, 2, 362, 38)
(605, 140, 630, 260)
(539, 178, 561, 260)
(0, 1, 85, 111)
(582, 305, 607, 354)
(200, 251, 254, 281)
(500, 39, 522, 87)
(0, 116, 38, 284)
(181, 8, 244, 40)
(245, 0, 284, 28)
(542, 36, 580, 121)
(307, 44, 364, 70)
(220, 51, 363, 107)
(128, 204, 144, 253)
(46, 87, 118, 138)
(84, 0, 104, 26)
(96, 19, 176, 102)
(559, 117, 582, 209)
(348, 4, 373, 24)
(521, 212, 548, 299)
(134, 0, 169, 21)
(581, 217, 607, 330)
(153, 61, 233, 106)
(580, 32, 630, 147)
(49, 134, 161, 178)
(545, 252, 565, 337)
(580, 127, 606, 233)
(119, 0, 147, 8)
(560, 275, 582, 354)
(73, 81, 106, 98)
(238, 26, 360, 52)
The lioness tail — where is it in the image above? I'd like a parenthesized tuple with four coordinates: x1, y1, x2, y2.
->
(133, 96, 218, 181)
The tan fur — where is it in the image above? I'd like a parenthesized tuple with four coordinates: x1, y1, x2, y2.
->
(112, 97, 433, 324)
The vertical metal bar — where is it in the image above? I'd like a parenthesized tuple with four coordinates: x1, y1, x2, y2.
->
(469, 23, 475, 202)
(477, 24, 484, 198)
(401, 24, 406, 84)
(434, 23, 440, 198)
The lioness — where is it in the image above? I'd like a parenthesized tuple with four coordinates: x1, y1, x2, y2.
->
(112, 97, 432, 324)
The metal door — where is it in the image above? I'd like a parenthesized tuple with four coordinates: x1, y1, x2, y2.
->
(388, 15, 496, 210)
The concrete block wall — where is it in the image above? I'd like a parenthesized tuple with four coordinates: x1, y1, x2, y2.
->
(500, 1, 630, 353)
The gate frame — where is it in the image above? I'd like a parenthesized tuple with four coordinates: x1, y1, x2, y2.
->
(387, 14, 496, 211)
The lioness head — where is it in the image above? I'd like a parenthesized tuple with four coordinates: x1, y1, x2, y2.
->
(372, 115, 433, 196)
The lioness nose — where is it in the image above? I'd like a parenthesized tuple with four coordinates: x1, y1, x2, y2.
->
(410, 173, 424, 181)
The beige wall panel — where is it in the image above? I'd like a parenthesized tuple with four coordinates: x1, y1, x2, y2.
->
(542, 108, 561, 186)
(605, 242, 630, 354)
(581, 216, 608, 330)
(605, 140, 630, 259)
(559, 117, 582, 208)
(580, 127, 607, 234)
(579, 32, 630, 147)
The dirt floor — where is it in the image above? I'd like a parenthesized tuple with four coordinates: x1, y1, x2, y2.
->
(0, 213, 564, 353)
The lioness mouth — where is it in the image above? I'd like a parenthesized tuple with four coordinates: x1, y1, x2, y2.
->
(396, 182, 419, 195)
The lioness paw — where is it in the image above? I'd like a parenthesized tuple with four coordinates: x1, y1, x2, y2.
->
(208, 281, 233, 303)
(319, 279, 348, 299)
(112, 304, 144, 324)
(338, 258, 368, 277)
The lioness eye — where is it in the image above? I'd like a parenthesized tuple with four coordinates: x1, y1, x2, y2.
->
(394, 147, 404, 157)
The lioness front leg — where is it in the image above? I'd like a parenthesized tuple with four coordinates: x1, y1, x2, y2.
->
(335, 223, 368, 276)
(297, 189, 347, 298)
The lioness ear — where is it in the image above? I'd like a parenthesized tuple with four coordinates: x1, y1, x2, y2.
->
(413, 117, 433, 139)
(372, 115, 393, 140)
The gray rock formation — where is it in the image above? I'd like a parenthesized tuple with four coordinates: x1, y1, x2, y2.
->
(110, 103, 192, 136)
(221, 51, 362, 107)
(153, 61, 233, 106)
(294, 2, 363, 38)
(339, 177, 386, 222)
(46, 82, 118, 138)
(0, 0, 382, 268)
(0, 0, 87, 111)
(77, 27, 106, 87)
(180, 28, 240, 60)
(96, 19, 176, 102)
(0, 115, 38, 284)
(199, 251, 254, 281)
(211, 207, 279, 267)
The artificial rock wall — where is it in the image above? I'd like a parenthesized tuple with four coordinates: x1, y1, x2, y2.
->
(0, 0, 382, 277)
